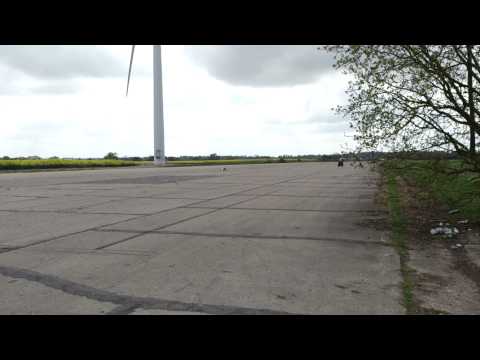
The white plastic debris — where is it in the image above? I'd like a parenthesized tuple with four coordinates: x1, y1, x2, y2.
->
(430, 225, 460, 237)
(448, 209, 460, 215)
(458, 220, 469, 224)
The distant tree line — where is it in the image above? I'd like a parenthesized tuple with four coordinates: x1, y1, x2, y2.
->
(1, 151, 463, 162)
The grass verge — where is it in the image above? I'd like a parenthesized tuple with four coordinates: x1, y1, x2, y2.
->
(384, 167, 415, 314)
(383, 160, 480, 223)
(382, 159, 476, 314)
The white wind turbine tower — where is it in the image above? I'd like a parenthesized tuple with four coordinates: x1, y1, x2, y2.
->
(126, 45, 165, 166)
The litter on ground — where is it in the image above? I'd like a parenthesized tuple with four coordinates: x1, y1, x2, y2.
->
(430, 223, 460, 237)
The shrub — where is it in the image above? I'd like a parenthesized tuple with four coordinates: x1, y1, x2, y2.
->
(104, 152, 119, 160)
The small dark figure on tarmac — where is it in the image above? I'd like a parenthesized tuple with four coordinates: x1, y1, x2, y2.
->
(338, 157, 344, 167)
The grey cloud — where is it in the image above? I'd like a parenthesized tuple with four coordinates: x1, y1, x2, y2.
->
(185, 45, 334, 87)
(0, 82, 29, 96)
(0, 45, 125, 80)
(305, 113, 350, 134)
(304, 113, 348, 125)
(0, 75, 79, 96)
(9, 120, 69, 143)
(267, 113, 347, 126)
(31, 81, 78, 95)
(6, 120, 72, 158)
(312, 122, 349, 134)
(266, 113, 349, 135)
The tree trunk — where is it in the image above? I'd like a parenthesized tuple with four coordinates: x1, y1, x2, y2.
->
(467, 45, 476, 155)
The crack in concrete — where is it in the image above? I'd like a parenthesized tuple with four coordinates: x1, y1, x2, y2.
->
(0, 247, 19, 254)
(93, 170, 325, 250)
(73, 175, 220, 185)
(105, 304, 141, 315)
(94, 193, 281, 250)
(153, 230, 392, 247)
(92, 229, 391, 247)
(0, 209, 143, 216)
(183, 206, 387, 214)
(19, 245, 154, 257)
(0, 169, 329, 254)
(254, 194, 376, 199)
(0, 265, 294, 315)
(94, 209, 221, 250)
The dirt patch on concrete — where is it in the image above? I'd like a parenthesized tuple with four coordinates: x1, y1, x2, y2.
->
(354, 176, 391, 231)
(355, 216, 390, 231)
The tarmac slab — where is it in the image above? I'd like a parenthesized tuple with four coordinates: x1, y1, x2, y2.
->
(0, 274, 117, 315)
(0, 195, 123, 212)
(0, 162, 402, 314)
(129, 309, 208, 315)
(465, 244, 480, 268)
(0, 195, 40, 204)
(0, 211, 136, 248)
(26, 230, 137, 251)
(106, 233, 401, 314)
(77, 197, 198, 215)
(218, 195, 378, 212)
(161, 208, 388, 243)
(99, 207, 214, 232)
(269, 186, 378, 197)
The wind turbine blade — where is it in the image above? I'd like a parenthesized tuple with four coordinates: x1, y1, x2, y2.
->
(126, 45, 135, 96)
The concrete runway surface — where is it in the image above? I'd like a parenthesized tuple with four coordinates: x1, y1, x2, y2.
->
(0, 162, 402, 314)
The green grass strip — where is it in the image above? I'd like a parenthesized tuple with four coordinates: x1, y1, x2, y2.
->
(385, 169, 415, 314)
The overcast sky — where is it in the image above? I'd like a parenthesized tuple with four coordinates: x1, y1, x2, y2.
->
(0, 45, 353, 158)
